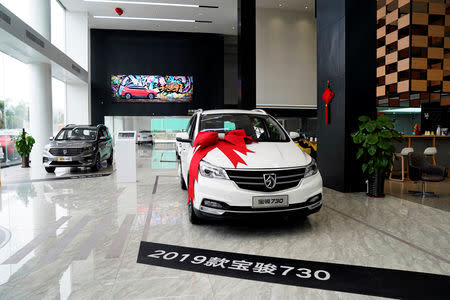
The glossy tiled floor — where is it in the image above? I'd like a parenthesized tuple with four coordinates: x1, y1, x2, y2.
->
(0, 144, 449, 299)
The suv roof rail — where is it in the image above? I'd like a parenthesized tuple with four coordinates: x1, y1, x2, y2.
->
(252, 109, 267, 114)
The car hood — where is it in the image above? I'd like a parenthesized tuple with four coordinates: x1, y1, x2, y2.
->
(203, 141, 311, 169)
(46, 140, 95, 148)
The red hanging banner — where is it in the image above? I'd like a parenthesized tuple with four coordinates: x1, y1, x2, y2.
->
(322, 80, 335, 124)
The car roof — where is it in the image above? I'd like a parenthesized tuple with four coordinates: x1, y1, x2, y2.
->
(63, 124, 99, 129)
(201, 109, 267, 115)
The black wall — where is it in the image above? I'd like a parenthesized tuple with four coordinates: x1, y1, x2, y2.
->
(90, 29, 224, 125)
(317, 0, 377, 192)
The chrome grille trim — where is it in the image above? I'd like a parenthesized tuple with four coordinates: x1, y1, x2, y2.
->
(226, 167, 306, 192)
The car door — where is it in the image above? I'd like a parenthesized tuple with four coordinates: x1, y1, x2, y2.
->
(181, 114, 197, 181)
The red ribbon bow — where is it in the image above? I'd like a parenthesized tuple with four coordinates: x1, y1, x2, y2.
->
(188, 129, 255, 204)
(322, 80, 335, 124)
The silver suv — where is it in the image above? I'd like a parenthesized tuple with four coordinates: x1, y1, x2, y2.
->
(43, 124, 113, 173)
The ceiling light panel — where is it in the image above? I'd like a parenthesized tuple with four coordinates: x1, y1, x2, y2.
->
(84, 0, 218, 9)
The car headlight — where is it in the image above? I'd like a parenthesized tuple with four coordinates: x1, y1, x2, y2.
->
(304, 159, 318, 178)
(199, 160, 229, 180)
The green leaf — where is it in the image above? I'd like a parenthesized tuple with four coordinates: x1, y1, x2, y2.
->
(368, 146, 377, 156)
(367, 134, 378, 144)
(378, 139, 391, 150)
(356, 148, 364, 159)
(379, 130, 392, 138)
(358, 115, 370, 122)
(365, 121, 377, 132)
(362, 163, 368, 173)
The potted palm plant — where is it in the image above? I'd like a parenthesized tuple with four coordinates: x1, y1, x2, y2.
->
(351, 114, 403, 197)
(15, 128, 35, 168)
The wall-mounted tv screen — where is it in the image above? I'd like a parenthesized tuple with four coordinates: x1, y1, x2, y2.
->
(111, 75, 193, 103)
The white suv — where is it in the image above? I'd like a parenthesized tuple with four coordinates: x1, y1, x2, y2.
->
(177, 109, 323, 224)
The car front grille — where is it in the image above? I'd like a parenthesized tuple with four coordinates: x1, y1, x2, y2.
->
(226, 167, 306, 192)
(49, 148, 84, 156)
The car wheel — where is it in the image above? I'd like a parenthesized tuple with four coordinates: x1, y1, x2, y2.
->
(188, 200, 202, 225)
(107, 150, 113, 166)
(148, 93, 155, 99)
(91, 153, 101, 172)
(45, 167, 56, 173)
(125, 93, 131, 100)
(179, 161, 187, 190)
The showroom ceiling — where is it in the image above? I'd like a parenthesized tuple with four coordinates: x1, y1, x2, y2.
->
(60, 0, 237, 35)
(60, 0, 315, 35)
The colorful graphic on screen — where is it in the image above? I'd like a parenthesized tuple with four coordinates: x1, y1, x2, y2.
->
(111, 75, 193, 103)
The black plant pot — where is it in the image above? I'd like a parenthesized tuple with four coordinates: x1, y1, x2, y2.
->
(21, 155, 30, 168)
(367, 172, 385, 197)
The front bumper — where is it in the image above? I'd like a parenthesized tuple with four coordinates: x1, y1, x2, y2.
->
(193, 171, 323, 220)
(42, 151, 96, 168)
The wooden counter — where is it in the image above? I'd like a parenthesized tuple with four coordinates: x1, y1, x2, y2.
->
(403, 135, 450, 148)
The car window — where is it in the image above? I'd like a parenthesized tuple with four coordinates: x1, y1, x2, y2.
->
(56, 128, 97, 140)
(188, 115, 197, 140)
(199, 114, 288, 142)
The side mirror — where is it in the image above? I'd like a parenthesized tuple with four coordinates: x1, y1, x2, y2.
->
(289, 132, 300, 141)
(176, 132, 192, 143)
(49, 137, 54, 141)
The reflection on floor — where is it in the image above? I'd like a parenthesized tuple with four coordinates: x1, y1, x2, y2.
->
(385, 178, 450, 212)
(0, 144, 448, 299)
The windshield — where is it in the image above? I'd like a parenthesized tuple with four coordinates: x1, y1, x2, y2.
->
(55, 128, 97, 140)
(199, 114, 289, 142)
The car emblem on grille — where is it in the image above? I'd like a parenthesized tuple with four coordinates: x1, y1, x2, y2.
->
(63, 149, 67, 155)
(263, 173, 276, 189)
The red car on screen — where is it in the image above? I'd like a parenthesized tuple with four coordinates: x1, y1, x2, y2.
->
(120, 85, 158, 100)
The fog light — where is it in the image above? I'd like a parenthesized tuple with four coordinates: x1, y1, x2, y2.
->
(203, 199, 223, 209)
(307, 194, 322, 204)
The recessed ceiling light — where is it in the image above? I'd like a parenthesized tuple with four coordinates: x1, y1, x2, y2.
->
(94, 15, 195, 22)
(93, 15, 212, 23)
(84, 0, 218, 8)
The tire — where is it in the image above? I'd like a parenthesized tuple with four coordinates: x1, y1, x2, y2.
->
(45, 167, 56, 173)
(125, 93, 131, 100)
(107, 150, 113, 166)
(148, 93, 155, 99)
(179, 161, 187, 190)
(188, 200, 202, 224)
(91, 153, 101, 172)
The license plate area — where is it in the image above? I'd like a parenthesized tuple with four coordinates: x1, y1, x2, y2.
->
(252, 195, 288, 209)
(57, 157, 72, 162)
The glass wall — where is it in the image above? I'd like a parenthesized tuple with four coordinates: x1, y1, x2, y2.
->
(0, 51, 30, 166)
(51, 0, 65, 52)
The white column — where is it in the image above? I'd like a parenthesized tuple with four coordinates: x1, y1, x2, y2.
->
(26, 0, 51, 40)
(29, 63, 53, 166)
(65, 11, 90, 125)
(27, 0, 52, 166)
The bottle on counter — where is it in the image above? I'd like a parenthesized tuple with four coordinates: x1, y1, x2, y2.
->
(436, 125, 441, 135)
